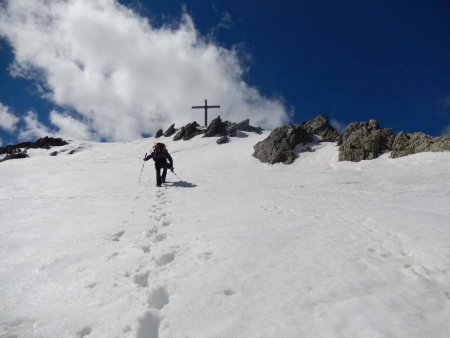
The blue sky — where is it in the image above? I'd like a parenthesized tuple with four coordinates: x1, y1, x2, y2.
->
(1, 0, 450, 145)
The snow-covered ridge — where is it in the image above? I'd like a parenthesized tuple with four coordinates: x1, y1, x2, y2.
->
(1, 132, 450, 337)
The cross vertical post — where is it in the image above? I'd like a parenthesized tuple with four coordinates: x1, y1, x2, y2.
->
(191, 99, 220, 126)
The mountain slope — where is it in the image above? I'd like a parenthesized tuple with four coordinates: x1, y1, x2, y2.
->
(1, 133, 450, 337)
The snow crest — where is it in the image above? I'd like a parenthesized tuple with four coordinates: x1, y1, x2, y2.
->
(1, 133, 450, 337)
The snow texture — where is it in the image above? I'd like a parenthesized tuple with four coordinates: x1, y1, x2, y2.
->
(1, 133, 450, 337)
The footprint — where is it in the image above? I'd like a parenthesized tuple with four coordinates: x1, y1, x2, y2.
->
(106, 252, 119, 261)
(142, 245, 151, 253)
(223, 288, 235, 296)
(112, 231, 125, 241)
(137, 312, 160, 338)
(147, 227, 157, 238)
(155, 252, 175, 267)
(199, 251, 214, 260)
(86, 283, 96, 289)
(152, 233, 166, 243)
(76, 326, 92, 337)
(147, 286, 169, 310)
(134, 271, 150, 288)
(161, 220, 171, 227)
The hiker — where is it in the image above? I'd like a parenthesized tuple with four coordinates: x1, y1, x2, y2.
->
(144, 143, 174, 187)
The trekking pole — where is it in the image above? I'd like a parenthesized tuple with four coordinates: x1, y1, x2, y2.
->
(170, 168, 182, 181)
(138, 153, 147, 183)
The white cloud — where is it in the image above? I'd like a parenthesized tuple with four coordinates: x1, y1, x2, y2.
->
(217, 11, 233, 30)
(0, 102, 20, 132)
(442, 122, 450, 136)
(0, 0, 290, 141)
(18, 111, 53, 141)
(437, 95, 450, 109)
(50, 110, 95, 140)
(330, 118, 347, 134)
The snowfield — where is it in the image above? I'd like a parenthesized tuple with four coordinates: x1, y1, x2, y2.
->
(1, 132, 450, 338)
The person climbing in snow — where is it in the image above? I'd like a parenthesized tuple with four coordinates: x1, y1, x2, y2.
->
(144, 143, 174, 187)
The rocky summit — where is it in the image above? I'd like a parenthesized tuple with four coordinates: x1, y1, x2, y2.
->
(253, 114, 338, 164)
(391, 132, 450, 158)
(253, 124, 312, 164)
(338, 119, 395, 162)
(300, 114, 341, 142)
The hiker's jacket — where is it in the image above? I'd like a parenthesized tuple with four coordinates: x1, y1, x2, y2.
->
(145, 151, 173, 168)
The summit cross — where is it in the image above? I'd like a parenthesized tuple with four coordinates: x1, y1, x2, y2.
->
(191, 99, 220, 127)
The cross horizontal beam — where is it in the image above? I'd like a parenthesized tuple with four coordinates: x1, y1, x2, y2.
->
(191, 99, 220, 126)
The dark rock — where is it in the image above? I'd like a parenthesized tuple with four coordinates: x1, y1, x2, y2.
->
(0, 150, 29, 163)
(32, 136, 68, 149)
(301, 146, 315, 153)
(226, 123, 238, 137)
(163, 124, 177, 137)
(391, 132, 450, 158)
(216, 136, 229, 144)
(236, 119, 263, 134)
(155, 129, 163, 138)
(236, 118, 250, 130)
(339, 119, 395, 162)
(50, 151, 58, 156)
(253, 124, 312, 164)
(204, 116, 227, 137)
(0, 136, 68, 155)
(301, 114, 341, 142)
(173, 129, 183, 141)
(173, 122, 202, 141)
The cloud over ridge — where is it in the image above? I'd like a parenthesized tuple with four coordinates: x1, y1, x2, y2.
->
(0, 0, 290, 141)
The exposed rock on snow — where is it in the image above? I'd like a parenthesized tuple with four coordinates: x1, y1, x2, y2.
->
(338, 119, 395, 162)
(0, 149, 29, 162)
(216, 136, 229, 144)
(300, 113, 341, 142)
(154, 129, 163, 138)
(173, 122, 202, 141)
(163, 123, 177, 137)
(225, 122, 238, 137)
(236, 118, 263, 134)
(203, 116, 262, 138)
(203, 116, 227, 137)
(0, 136, 68, 155)
(391, 131, 450, 158)
(163, 116, 263, 142)
(253, 124, 312, 164)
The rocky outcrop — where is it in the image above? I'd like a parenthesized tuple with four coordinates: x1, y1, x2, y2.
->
(391, 132, 450, 158)
(0, 136, 68, 156)
(173, 122, 202, 141)
(163, 124, 177, 137)
(338, 120, 395, 161)
(301, 114, 341, 142)
(225, 123, 238, 137)
(0, 150, 29, 162)
(253, 124, 312, 164)
(204, 116, 227, 137)
(203, 116, 263, 137)
(155, 129, 163, 138)
(236, 119, 263, 134)
(216, 136, 229, 144)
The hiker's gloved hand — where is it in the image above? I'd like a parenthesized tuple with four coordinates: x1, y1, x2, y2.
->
(170, 167, 174, 171)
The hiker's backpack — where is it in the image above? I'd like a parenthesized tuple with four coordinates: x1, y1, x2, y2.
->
(153, 143, 166, 160)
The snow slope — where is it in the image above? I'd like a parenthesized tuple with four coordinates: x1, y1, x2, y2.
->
(1, 132, 450, 338)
